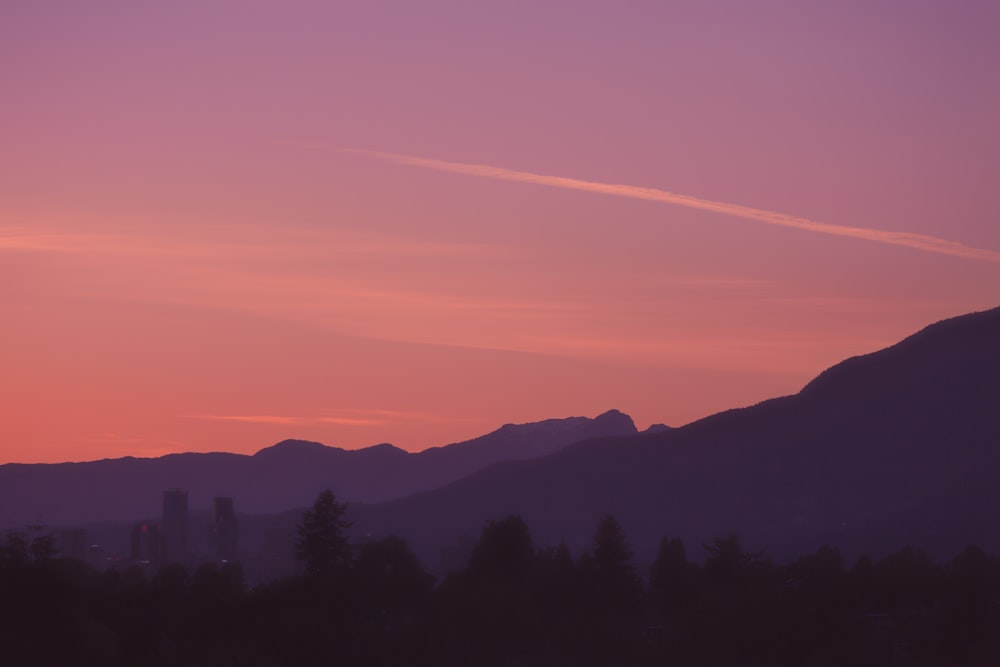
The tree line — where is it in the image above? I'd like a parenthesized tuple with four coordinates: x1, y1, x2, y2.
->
(2, 488, 999, 666)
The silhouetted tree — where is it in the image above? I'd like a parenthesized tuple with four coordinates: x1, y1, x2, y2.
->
(429, 516, 544, 666)
(536, 540, 576, 595)
(650, 535, 696, 616)
(870, 546, 941, 611)
(588, 515, 643, 610)
(0, 529, 29, 569)
(783, 544, 845, 599)
(0, 526, 55, 567)
(295, 488, 353, 578)
(937, 545, 1000, 663)
(535, 540, 578, 614)
(577, 515, 644, 666)
(5, 518, 1000, 667)
(777, 546, 861, 666)
(466, 515, 535, 581)
(152, 562, 189, 595)
(702, 533, 768, 591)
(25, 523, 56, 562)
(593, 515, 633, 578)
(354, 535, 432, 618)
(691, 534, 778, 666)
(533, 541, 583, 663)
(191, 561, 245, 603)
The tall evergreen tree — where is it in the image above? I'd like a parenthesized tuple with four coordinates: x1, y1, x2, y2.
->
(589, 514, 643, 616)
(593, 514, 635, 582)
(295, 489, 353, 578)
(466, 515, 535, 581)
(650, 536, 695, 615)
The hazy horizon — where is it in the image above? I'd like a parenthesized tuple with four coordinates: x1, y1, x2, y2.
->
(2, 407, 642, 465)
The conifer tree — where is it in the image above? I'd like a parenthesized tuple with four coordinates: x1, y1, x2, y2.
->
(295, 489, 353, 578)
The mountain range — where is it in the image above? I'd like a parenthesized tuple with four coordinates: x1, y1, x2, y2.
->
(348, 305, 1000, 565)
(3, 306, 998, 572)
(0, 408, 638, 524)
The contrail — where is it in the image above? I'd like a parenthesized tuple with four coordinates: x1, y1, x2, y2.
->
(332, 146, 1000, 264)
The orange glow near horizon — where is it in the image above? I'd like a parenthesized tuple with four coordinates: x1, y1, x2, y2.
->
(3, 1, 999, 463)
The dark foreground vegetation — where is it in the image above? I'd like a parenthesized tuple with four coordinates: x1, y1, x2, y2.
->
(3, 491, 999, 666)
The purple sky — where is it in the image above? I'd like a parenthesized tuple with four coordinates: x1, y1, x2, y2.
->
(3, 0, 999, 462)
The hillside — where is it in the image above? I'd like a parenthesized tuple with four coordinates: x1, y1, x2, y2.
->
(351, 306, 1000, 565)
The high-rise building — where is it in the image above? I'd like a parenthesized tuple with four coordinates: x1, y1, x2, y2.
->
(130, 521, 160, 569)
(161, 489, 188, 565)
(210, 496, 239, 562)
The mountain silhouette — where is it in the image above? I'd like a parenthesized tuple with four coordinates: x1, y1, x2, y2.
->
(0, 410, 637, 524)
(349, 306, 1000, 565)
(6, 306, 999, 573)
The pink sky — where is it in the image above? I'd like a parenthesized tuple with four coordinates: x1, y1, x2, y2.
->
(3, 1, 999, 463)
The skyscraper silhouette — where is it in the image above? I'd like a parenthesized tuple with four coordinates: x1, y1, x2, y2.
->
(131, 521, 160, 569)
(161, 489, 188, 566)
(210, 496, 238, 562)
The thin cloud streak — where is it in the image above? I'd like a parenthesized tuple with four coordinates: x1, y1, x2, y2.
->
(189, 411, 475, 427)
(342, 148, 1000, 264)
(191, 415, 383, 426)
(0, 227, 499, 260)
(191, 415, 308, 425)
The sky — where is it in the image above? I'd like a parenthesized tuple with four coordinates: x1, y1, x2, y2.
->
(3, 0, 999, 463)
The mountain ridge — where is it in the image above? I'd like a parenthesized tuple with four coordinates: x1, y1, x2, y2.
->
(5, 306, 998, 572)
(0, 410, 639, 524)
(347, 305, 1000, 565)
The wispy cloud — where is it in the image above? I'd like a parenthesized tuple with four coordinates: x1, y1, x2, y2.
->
(189, 410, 476, 427)
(192, 415, 309, 425)
(338, 147, 1000, 264)
(0, 226, 497, 260)
(191, 414, 385, 426)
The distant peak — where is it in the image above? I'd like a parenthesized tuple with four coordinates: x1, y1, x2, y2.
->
(253, 439, 332, 457)
(272, 438, 326, 449)
(356, 442, 407, 456)
(592, 409, 638, 433)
